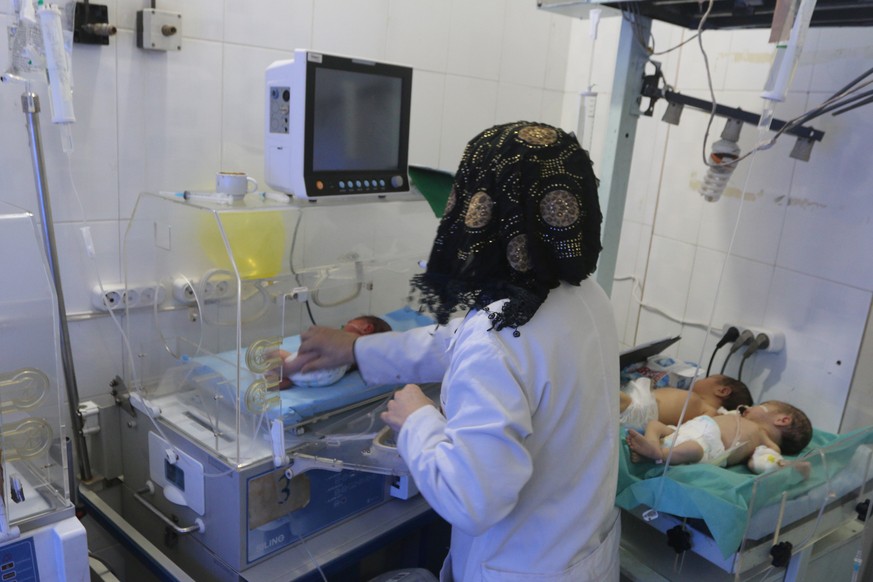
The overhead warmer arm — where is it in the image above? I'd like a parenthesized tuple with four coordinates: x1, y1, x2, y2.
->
(639, 64, 825, 161)
(537, 0, 873, 30)
(641, 67, 824, 142)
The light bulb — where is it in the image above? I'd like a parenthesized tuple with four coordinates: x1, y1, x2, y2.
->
(700, 119, 742, 202)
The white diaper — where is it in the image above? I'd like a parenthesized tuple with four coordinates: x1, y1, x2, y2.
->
(284, 353, 349, 387)
(620, 377, 658, 431)
(663, 415, 726, 466)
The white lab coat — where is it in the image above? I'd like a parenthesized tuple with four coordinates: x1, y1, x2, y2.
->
(356, 280, 621, 581)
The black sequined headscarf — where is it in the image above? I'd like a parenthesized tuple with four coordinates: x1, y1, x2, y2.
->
(410, 121, 603, 335)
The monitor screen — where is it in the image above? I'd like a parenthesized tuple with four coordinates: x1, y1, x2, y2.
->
(312, 68, 403, 172)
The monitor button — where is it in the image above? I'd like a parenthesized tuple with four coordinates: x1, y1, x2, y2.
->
(390, 175, 405, 188)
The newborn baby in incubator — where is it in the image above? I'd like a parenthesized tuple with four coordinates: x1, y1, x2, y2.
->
(626, 400, 813, 473)
(274, 315, 391, 388)
(620, 374, 752, 430)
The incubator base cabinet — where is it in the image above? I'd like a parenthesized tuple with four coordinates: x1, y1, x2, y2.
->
(619, 510, 869, 582)
(0, 202, 88, 581)
(83, 191, 444, 579)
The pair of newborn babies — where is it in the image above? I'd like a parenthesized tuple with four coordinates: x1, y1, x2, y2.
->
(621, 374, 813, 475)
(274, 315, 391, 388)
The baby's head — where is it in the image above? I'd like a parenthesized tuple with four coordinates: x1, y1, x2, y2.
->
(715, 375, 752, 410)
(744, 400, 812, 455)
(694, 374, 752, 410)
(343, 315, 392, 336)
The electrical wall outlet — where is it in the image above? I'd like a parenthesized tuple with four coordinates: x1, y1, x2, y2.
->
(723, 323, 785, 353)
(138, 285, 168, 307)
(173, 277, 236, 304)
(92, 284, 167, 311)
(92, 285, 123, 311)
(289, 286, 309, 302)
(173, 279, 196, 304)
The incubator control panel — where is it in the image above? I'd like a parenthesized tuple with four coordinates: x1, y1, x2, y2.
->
(0, 538, 38, 579)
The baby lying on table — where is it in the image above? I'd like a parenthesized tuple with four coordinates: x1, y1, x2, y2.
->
(273, 315, 391, 389)
(620, 374, 752, 429)
(626, 400, 813, 473)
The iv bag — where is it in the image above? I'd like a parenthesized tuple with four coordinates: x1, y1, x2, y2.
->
(10, 1, 45, 73)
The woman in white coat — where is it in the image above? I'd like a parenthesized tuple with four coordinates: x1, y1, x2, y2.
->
(288, 121, 621, 581)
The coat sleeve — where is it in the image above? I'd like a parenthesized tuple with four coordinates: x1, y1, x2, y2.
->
(354, 319, 461, 385)
(397, 321, 534, 536)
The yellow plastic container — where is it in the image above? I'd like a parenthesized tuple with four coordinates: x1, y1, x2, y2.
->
(201, 211, 286, 280)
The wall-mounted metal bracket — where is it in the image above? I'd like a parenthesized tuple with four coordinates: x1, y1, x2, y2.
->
(640, 67, 825, 148)
(73, 2, 116, 45)
(136, 9, 182, 52)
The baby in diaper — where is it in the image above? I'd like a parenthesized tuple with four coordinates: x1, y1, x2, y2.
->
(626, 400, 813, 470)
(659, 415, 728, 466)
(620, 374, 752, 431)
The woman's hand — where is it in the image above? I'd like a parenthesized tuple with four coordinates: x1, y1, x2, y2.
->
(283, 326, 358, 374)
(381, 384, 435, 432)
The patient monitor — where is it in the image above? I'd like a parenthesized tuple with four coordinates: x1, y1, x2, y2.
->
(265, 49, 413, 199)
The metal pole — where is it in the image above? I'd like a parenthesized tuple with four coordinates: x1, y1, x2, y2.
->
(21, 91, 93, 482)
(595, 15, 652, 296)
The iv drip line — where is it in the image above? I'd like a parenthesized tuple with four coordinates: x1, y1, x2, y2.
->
(576, 10, 600, 152)
(644, 93, 774, 524)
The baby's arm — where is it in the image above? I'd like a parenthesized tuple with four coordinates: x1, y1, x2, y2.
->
(748, 445, 812, 479)
(747, 446, 784, 474)
(761, 432, 781, 453)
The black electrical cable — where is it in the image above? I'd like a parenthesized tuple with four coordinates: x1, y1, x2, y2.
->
(737, 333, 770, 382)
(832, 93, 873, 117)
(828, 65, 873, 104)
(706, 326, 740, 376)
(304, 300, 317, 326)
(721, 329, 754, 374)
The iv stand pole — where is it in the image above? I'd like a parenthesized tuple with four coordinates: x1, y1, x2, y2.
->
(21, 90, 93, 485)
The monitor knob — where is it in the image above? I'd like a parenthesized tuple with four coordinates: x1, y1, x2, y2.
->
(390, 175, 405, 188)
